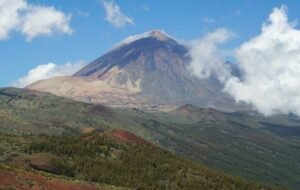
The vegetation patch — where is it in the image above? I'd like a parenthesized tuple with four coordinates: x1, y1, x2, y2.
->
(26, 131, 284, 190)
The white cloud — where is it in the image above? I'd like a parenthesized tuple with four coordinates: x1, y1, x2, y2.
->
(188, 5, 300, 116)
(224, 5, 300, 116)
(102, 0, 134, 27)
(202, 17, 215, 24)
(0, 0, 72, 41)
(188, 28, 235, 82)
(21, 5, 72, 41)
(13, 61, 86, 88)
(0, 0, 26, 40)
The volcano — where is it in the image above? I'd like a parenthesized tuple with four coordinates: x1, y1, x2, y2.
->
(27, 30, 241, 111)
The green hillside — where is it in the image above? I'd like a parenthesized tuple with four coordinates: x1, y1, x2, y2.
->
(0, 131, 283, 190)
(0, 87, 116, 135)
(0, 88, 300, 189)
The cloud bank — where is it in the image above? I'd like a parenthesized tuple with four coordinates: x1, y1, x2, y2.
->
(188, 28, 235, 83)
(0, 0, 72, 41)
(102, 0, 134, 27)
(13, 61, 86, 88)
(225, 5, 300, 116)
(190, 5, 300, 116)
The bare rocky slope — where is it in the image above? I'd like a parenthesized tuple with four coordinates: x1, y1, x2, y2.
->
(27, 30, 242, 111)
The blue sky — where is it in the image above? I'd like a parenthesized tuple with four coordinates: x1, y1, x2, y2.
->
(1, 0, 300, 87)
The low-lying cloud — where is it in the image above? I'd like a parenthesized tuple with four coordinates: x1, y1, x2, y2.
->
(13, 61, 86, 88)
(0, 0, 72, 41)
(188, 28, 235, 83)
(190, 5, 300, 116)
(225, 5, 300, 116)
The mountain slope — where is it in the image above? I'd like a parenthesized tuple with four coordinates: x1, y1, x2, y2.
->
(0, 87, 116, 135)
(27, 30, 241, 111)
(1, 88, 300, 189)
(0, 167, 109, 190)
(0, 131, 283, 190)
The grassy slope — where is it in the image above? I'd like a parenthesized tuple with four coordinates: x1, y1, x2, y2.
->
(0, 88, 117, 135)
(0, 132, 283, 190)
(113, 107, 300, 189)
(0, 135, 129, 190)
(0, 88, 300, 189)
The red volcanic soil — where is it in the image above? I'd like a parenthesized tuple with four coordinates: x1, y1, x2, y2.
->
(0, 171, 16, 187)
(0, 169, 104, 190)
(106, 129, 150, 145)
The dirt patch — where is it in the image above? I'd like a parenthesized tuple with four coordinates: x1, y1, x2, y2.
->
(81, 127, 97, 134)
(106, 129, 149, 145)
(0, 168, 104, 190)
(0, 170, 17, 186)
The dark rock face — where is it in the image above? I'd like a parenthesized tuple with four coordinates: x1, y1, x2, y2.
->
(74, 30, 240, 110)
